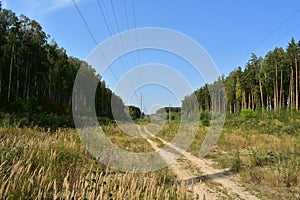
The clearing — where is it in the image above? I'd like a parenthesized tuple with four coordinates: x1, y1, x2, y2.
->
(139, 125, 259, 200)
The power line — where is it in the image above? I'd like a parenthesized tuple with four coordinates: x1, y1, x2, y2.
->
(97, 0, 134, 74)
(96, 0, 128, 71)
(110, 0, 140, 104)
(258, 22, 300, 55)
(110, 0, 131, 71)
(132, 0, 137, 30)
(131, 0, 143, 90)
(122, 0, 136, 69)
(72, 0, 98, 46)
(125, 0, 143, 106)
(123, 0, 130, 34)
(235, 8, 300, 67)
(97, 0, 114, 39)
(71, 0, 118, 80)
(253, 9, 300, 52)
(73, 0, 142, 109)
(97, 0, 140, 105)
(120, 0, 143, 107)
(132, 0, 141, 69)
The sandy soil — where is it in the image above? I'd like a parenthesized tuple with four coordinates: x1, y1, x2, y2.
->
(140, 126, 259, 200)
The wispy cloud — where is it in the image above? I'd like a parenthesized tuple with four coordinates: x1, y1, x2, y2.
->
(22, 0, 85, 17)
(46, 0, 79, 13)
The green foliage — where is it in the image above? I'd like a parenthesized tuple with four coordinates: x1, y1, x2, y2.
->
(40, 97, 69, 115)
(126, 105, 141, 120)
(0, 9, 124, 128)
(0, 96, 77, 129)
(0, 113, 18, 128)
(225, 110, 300, 135)
(183, 37, 300, 115)
(239, 109, 257, 119)
(200, 111, 211, 126)
(0, 112, 74, 130)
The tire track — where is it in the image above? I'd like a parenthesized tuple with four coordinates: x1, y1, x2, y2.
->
(139, 126, 259, 200)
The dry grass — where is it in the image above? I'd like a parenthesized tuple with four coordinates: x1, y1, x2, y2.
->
(155, 116, 300, 199)
(102, 124, 154, 153)
(203, 117, 300, 199)
(0, 127, 189, 199)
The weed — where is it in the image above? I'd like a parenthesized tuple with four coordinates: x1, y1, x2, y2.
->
(231, 151, 242, 172)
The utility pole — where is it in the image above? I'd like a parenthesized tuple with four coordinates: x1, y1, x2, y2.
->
(0, 1, 2, 12)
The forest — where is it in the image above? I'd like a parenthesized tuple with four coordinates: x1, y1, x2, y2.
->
(0, 9, 124, 128)
(183, 38, 300, 115)
(1, 7, 300, 127)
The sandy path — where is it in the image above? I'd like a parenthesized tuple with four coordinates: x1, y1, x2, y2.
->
(141, 126, 259, 200)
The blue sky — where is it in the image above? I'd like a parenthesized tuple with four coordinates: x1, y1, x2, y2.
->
(3, 0, 300, 113)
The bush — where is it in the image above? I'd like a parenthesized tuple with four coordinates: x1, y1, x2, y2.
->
(4, 98, 25, 114)
(29, 113, 74, 130)
(0, 112, 74, 130)
(231, 151, 242, 172)
(240, 109, 257, 119)
(200, 111, 211, 126)
(0, 113, 20, 128)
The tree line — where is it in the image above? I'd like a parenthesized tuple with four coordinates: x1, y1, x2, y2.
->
(2, 7, 299, 128)
(183, 37, 300, 114)
(0, 9, 123, 127)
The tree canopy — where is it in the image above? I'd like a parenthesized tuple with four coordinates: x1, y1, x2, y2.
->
(0, 9, 124, 127)
(183, 37, 300, 114)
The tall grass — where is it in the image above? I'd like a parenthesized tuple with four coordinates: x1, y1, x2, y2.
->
(155, 113, 300, 199)
(204, 114, 300, 199)
(0, 127, 188, 199)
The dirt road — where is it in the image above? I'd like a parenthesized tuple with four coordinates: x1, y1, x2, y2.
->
(139, 126, 259, 200)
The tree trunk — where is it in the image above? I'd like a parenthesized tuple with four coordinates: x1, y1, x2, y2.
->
(295, 58, 298, 111)
(34, 75, 38, 97)
(48, 73, 51, 97)
(26, 65, 31, 99)
(8, 44, 15, 102)
(275, 61, 279, 111)
(219, 91, 222, 113)
(243, 90, 246, 109)
(252, 93, 255, 111)
(289, 64, 294, 109)
(248, 92, 251, 109)
(274, 82, 277, 111)
(280, 70, 283, 108)
(267, 94, 269, 111)
(0, 56, 2, 99)
(259, 76, 264, 112)
(23, 61, 29, 99)
(16, 61, 19, 98)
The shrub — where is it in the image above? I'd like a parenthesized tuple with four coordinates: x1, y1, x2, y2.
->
(231, 151, 242, 172)
(240, 109, 257, 119)
(200, 111, 211, 126)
